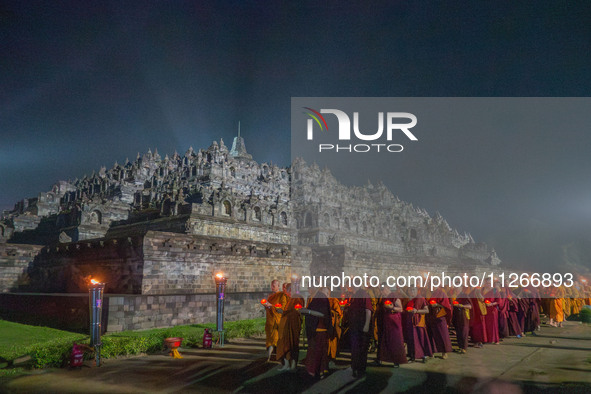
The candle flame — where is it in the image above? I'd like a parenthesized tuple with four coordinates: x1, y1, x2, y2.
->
(384, 300, 392, 305)
(294, 303, 302, 310)
(90, 279, 99, 285)
(261, 299, 267, 304)
(215, 273, 223, 279)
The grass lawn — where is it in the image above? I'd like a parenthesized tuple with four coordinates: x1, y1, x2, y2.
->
(0, 317, 266, 371)
(0, 320, 84, 361)
(108, 318, 266, 341)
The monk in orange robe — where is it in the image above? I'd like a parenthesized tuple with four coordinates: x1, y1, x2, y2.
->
(327, 295, 343, 362)
(277, 283, 304, 371)
(548, 286, 566, 327)
(264, 279, 289, 360)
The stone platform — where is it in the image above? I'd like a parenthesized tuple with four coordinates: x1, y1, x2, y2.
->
(2, 321, 590, 393)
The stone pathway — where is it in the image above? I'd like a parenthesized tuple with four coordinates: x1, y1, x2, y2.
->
(2, 321, 591, 393)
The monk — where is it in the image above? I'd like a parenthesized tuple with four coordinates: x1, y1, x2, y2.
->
(367, 285, 381, 353)
(452, 287, 472, 354)
(327, 294, 343, 363)
(548, 286, 566, 327)
(264, 279, 289, 360)
(427, 287, 453, 359)
(522, 286, 541, 334)
(507, 288, 523, 336)
(469, 288, 487, 347)
(497, 287, 510, 339)
(277, 284, 304, 372)
(378, 286, 407, 367)
(348, 287, 373, 378)
(483, 288, 500, 344)
(403, 287, 432, 362)
(304, 287, 332, 378)
(373, 285, 388, 366)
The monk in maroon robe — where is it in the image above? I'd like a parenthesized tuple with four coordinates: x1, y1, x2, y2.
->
(469, 289, 487, 347)
(523, 287, 541, 334)
(427, 288, 453, 358)
(378, 289, 407, 366)
(403, 287, 432, 362)
(348, 287, 372, 378)
(304, 288, 332, 378)
(507, 289, 523, 337)
(497, 287, 510, 339)
(517, 290, 528, 334)
(452, 289, 472, 353)
(483, 288, 500, 344)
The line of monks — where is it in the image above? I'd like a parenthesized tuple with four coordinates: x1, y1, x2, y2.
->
(263, 279, 591, 379)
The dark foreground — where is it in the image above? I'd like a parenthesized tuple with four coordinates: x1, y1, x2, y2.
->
(2, 321, 591, 394)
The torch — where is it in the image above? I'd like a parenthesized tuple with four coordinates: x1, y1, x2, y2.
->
(214, 273, 227, 347)
(89, 278, 105, 367)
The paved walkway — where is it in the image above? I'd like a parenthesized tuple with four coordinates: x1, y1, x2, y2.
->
(2, 321, 591, 393)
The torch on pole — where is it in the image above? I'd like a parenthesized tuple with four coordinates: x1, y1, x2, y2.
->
(89, 279, 105, 367)
(214, 273, 227, 347)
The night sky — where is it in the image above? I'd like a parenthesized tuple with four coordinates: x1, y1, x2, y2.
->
(1, 2, 591, 271)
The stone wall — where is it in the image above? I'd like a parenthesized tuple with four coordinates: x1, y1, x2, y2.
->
(0, 291, 268, 333)
(107, 291, 267, 332)
(0, 244, 42, 293)
(188, 212, 291, 244)
(142, 231, 291, 294)
(25, 236, 145, 294)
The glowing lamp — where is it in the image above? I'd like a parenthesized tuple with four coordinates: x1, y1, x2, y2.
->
(453, 300, 459, 305)
(260, 299, 267, 305)
(406, 306, 413, 312)
(485, 300, 491, 305)
(88, 277, 105, 367)
(213, 273, 228, 346)
(384, 300, 392, 305)
(339, 300, 347, 307)
(430, 300, 436, 305)
(274, 303, 282, 308)
(294, 303, 302, 310)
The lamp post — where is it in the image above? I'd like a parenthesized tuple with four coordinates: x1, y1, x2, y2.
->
(89, 278, 105, 367)
(214, 273, 227, 347)
(291, 273, 300, 295)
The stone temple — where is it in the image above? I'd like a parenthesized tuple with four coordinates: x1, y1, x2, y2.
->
(0, 134, 500, 332)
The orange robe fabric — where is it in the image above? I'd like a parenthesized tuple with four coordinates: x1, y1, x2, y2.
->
(328, 297, 343, 359)
(265, 291, 289, 348)
(548, 287, 566, 323)
(276, 296, 304, 361)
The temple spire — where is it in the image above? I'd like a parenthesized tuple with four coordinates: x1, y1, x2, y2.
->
(230, 122, 252, 160)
